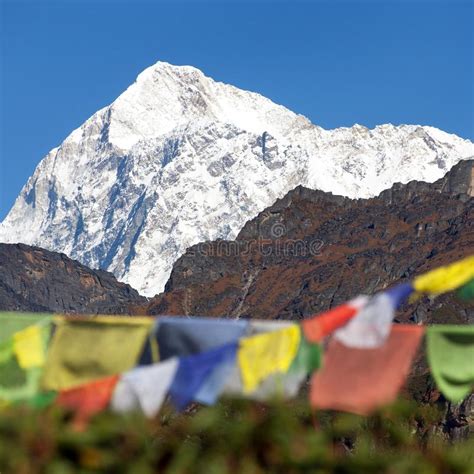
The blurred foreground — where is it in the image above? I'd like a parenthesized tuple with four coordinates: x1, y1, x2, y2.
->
(1, 397, 473, 474)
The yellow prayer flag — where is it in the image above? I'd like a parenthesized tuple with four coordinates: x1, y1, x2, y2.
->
(238, 325, 300, 393)
(413, 255, 474, 295)
(13, 325, 46, 369)
(41, 316, 153, 391)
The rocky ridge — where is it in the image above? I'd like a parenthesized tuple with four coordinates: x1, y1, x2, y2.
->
(146, 159, 474, 324)
(0, 243, 147, 314)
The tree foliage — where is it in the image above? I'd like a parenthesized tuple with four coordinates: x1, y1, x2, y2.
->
(1, 397, 472, 473)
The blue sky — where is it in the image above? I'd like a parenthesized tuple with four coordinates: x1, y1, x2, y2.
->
(0, 0, 473, 220)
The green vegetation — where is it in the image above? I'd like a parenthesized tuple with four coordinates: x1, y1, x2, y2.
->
(0, 397, 472, 474)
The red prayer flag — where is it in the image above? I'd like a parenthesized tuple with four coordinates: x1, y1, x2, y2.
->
(57, 375, 119, 430)
(310, 325, 424, 415)
(302, 297, 367, 342)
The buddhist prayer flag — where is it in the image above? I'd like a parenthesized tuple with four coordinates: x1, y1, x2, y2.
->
(311, 325, 424, 415)
(26, 391, 57, 409)
(289, 334, 321, 375)
(195, 334, 312, 405)
(457, 278, 474, 301)
(0, 367, 44, 404)
(0, 339, 13, 365)
(0, 255, 473, 421)
(302, 296, 368, 342)
(231, 369, 305, 401)
(57, 375, 119, 430)
(238, 325, 300, 393)
(246, 335, 322, 401)
(334, 284, 413, 349)
(0, 313, 52, 341)
(13, 325, 47, 369)
(247, 320, 294, 336)
(153, 316, 248, 361)
(194, 348, 237, 406)
(426, 325, 474, 403)
(42, 316, 153, 390)
(169, 342, 238, 410)
(111, 358, 179, 417)
(0, 316, 52, 403)
(413, 255, 474, 296)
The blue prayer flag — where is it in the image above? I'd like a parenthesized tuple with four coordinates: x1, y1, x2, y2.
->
(169, 342, 238, 411)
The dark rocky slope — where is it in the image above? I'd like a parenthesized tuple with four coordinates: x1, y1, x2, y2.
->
(142, 159, 474, 440)
(145, 159, 474, 324)
(0, 243, 147, 314)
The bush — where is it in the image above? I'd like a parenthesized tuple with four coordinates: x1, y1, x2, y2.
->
(0, 397, 473, 473)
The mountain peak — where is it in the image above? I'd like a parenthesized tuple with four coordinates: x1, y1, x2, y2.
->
(141, 60, 205, 78)
(132, 61, 208, 94)
(85, 60, 305, 150)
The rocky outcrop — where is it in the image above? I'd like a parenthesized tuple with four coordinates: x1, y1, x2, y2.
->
(0, 243, 147, 314)
(146, 159, 474, 323)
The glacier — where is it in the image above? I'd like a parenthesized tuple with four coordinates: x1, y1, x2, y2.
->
(0, 61, 473, 296)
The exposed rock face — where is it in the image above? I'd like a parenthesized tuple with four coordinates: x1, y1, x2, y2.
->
(143, 160, 474, 441)
(146, 159, 474, 324)
(0, 243, 147, 314)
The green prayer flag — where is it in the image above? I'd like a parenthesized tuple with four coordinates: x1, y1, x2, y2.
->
(0, 362, 44, 403)
(289, 333, 321, 374)
(457, 279, 474, 301)
(0, 312, 52, 342)
(24, 390, 57, 409)
(0, 339, 13, 365)
(0, 313, 53, 403)
(427, 325, 474, 403)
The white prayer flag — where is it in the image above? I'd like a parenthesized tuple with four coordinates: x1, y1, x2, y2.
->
(111, 358, 179, 418)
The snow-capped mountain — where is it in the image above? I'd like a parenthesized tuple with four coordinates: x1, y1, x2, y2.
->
(1, 61, 472, 296)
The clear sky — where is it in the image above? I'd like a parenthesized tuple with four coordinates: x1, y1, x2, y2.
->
(0, 0, 473, 220)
